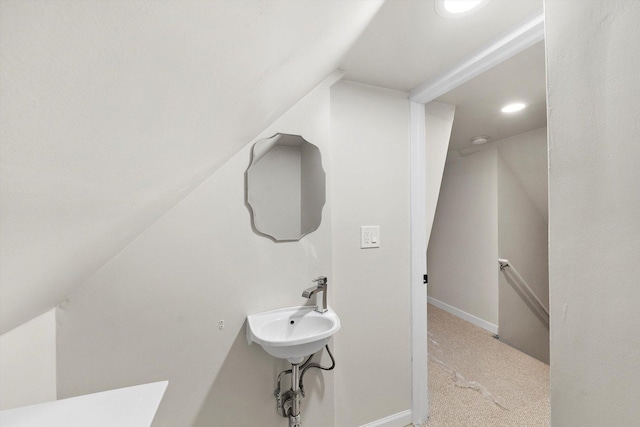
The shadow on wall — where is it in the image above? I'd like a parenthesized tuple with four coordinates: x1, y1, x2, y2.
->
(190, 326, 329, 427)
(498, 272, 550, 364)
(501, 272, 548, 329)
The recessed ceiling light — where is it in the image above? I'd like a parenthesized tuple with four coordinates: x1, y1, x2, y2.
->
(501, 102, 527, 113)
(435, 0, 490, 18)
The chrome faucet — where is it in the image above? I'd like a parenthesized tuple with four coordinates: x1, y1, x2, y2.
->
(302, 276, 328, 313)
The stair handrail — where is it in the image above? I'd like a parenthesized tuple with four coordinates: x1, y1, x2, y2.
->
(498, 258, 549, 328)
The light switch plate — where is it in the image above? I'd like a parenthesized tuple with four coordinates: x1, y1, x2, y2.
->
(360, 226, 380, 248)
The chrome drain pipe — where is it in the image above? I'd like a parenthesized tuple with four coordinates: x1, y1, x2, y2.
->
(274, 345, 336, 427)
(289, 363, 301, 427)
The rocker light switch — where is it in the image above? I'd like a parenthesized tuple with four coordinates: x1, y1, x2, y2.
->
(361, 226, 380, 248)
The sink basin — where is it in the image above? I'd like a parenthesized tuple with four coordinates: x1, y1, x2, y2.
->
(246, 306, 340, 363)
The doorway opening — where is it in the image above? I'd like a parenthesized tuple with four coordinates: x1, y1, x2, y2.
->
(422, 40, 549, 425)
(411, 16, 549, 424)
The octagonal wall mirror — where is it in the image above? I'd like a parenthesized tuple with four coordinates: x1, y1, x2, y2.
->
(246, 133, 326, 241)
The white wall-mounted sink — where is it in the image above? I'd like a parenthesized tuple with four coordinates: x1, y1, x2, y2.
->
(246, 306, 340, 364)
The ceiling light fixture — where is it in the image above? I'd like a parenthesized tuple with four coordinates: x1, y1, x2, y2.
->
(435, 0, 490, 18)
(471, 136, 489, 145)
(501, 102, 527, 113)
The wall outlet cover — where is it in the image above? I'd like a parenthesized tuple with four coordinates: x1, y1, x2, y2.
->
(360, 226, 380, 248)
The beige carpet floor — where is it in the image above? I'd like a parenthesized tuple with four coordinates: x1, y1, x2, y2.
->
(421, 304, 550, 427)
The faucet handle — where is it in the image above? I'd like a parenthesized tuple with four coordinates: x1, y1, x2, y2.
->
(313, 276, 327, 286)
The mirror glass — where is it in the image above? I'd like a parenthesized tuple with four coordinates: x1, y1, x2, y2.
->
(246, 133, 326, 241)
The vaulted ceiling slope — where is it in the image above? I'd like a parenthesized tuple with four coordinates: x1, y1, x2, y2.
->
(0, 0, 384, 333)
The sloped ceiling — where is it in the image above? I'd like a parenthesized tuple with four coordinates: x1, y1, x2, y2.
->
(0, 0, 546, 333)
(0, 0, 384, 333)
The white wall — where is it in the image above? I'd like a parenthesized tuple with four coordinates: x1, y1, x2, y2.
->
(55, 79, 414, 427)
(330, 81, 411, 427)
(427, 148, 499, 328)
(498, 127, 549, 222)
(0, 309, 56, 410)
(56, 87, 335, 427)
(497, 149, 549, 363)
(546, 0, 640, 424)
(424, 102, 455, 245)
(428, 127, 549, 348)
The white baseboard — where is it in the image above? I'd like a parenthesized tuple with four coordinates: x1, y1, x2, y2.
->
(359, 409, 412, 427)
(427, 297, 498, 335)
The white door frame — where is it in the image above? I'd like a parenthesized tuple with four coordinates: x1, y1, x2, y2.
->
(408, 12, 544, 425)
